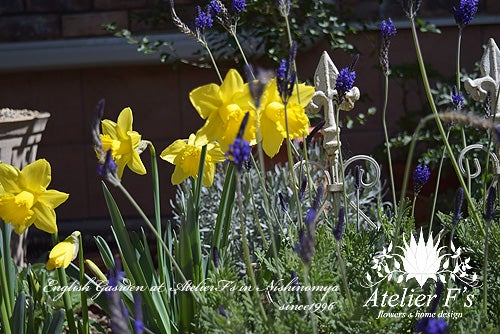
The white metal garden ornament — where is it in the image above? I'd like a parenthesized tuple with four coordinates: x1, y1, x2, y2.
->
(301, 51, 380, 228)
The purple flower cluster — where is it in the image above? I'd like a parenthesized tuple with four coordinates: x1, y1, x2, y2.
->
(381, 18, 396, 39)
(276, 42, 297, 103)
(333, 206, 346, 241)
(452, 187, 464, 226)
(232, 0, 246, 13)
(97, 149, 117, 178)
(335, 67, 356, 95)
(195, 6, 213, 30)
(226, 112, 251, 172)
(413, 164, 431, 193)
(452, 86, 464, 110)
(416, 318, 449, 334)
(454, 0, 479, 28)
(484, 186, 496, 222)
(294, 187, 323, 265)
(380, 18, 396, 75)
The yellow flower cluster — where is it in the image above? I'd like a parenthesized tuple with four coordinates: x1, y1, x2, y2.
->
(0, 159, 69, 234)
(97, 69, 314, 187)
(161, 69, 314, 186)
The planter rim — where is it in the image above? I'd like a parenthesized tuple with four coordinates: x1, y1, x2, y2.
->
(0, 108, 50, 123)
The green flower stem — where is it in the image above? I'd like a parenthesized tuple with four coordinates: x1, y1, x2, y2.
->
(51, 234, 78, 334)
(483, 219, 490, 318)
(284, 103, 304, 229)
(301, 266, 318, 334)
(408, 17, 483, 232)
(0, 223, 13, 317)
(335, 240, 354, 311)
(456, 29, 463, 91)
(235, 173, 268, 324)
(335, 103, 351, 230)
(382, 74, 397, 210)
(78, 234, 89, 334)
(247, 173, 268, 249)
(146, 142, 169, 293)
(249, 154, 280, 265)
(230, 28, 254, 80)
(0, 298, 10, 334)
(411, 193, 418, 219)
(114, 183, 195, 294)
(428, 129, 451, 237)
(283, 13, 301, 102)
(201, 38, 222, 83)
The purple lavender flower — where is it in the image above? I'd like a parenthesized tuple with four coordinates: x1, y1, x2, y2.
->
(276, 42, 297, 103)
(335, 67, 356, 96)
(451, 187, 464, 226)
(232, 0, 246, 13)
(133, 294, 144, 334)
(226, 112, 251, 172)
(295, 187, 322, 265)
(106, 260, 129, 333)
(210, 0, 222, 14)
(484, 186, 496, 222)
(354, 165, 361, 190)
(452, 86, 464, 110)
(212, 246, 220, 267)
(97, 149, 117, 178)
(380, 18, 396, 75)
(413, 164, 431, 193)
(298, 175, 307, 201)
(218, 305, 228, 318)
(454, 0, 479, 28)
(278, 192, 289, 212)
(302, 119, 326, 150)
(333, 206, 346, 241)
(290, 271, 299, 288)
(195, 6, 213, 30)
(415, 318, 449, 334)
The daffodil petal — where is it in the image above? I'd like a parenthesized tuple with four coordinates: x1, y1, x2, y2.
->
(114, 155, 128, 179)
(19, 159, 51, 192)
(0, 163, 21, 193)
(295, 84, 315, 107)
(160, 140, 188, 164)
(32, 203, 58, 234)
(101, 119, 118, 138)
(220, 69, 244, 102)
(117, 107, 134, 134)
(202, 162, 215, 187)
(171, 166, 188, 185)
(261, 120, 284, 158)
(127, 151, 147, 175)
(37, 190, 69, 210)
(189, 84, 221, 119)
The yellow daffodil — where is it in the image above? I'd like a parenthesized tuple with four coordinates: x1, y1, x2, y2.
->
(160, 133, 225, 187)
(100, 107, 147, 178)
(46, 231, 80, 270)
(259, 79, 315, 157)
(189, 69, 255, 150)
(0, 159, 69, 234)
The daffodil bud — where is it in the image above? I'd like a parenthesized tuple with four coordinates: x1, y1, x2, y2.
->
(85, 259, 108, 283)
(45, 231, 81, 270)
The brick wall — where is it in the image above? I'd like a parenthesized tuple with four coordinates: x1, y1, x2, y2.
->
(1, 0, 499, 42)
(0, 0, 194, 41)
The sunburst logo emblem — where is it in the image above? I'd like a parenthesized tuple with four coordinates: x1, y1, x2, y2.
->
(362, 229, 480, 288)
(399, 230, 445, 287)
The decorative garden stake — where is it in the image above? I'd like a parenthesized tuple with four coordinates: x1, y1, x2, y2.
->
(0, 108, 50, 267)
(464, 38, 500, 119)
(305, 52, 379, 228)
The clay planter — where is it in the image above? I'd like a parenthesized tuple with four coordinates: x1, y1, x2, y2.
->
(0, 108, 50, 267)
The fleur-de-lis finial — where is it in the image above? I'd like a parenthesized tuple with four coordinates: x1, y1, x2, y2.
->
(464, 38, 500, 117)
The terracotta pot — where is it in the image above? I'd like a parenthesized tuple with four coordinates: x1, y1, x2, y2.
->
(0, 108, 50, 267)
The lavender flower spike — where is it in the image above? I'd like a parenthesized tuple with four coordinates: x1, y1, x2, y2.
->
(379, 18, 396, 75)
(413, 164, 431, 193)
(335, 66, 356, 96)
(226, 112, 251, 172)
(232, 0, 246, 14)
(452, 86, 464, 110)
(333, 206, 346, 241)
(454, 0, 479, 28)
(451, 187, 464, 226)
(484, 186, 496, 222)
(195, 5, 213, 31)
